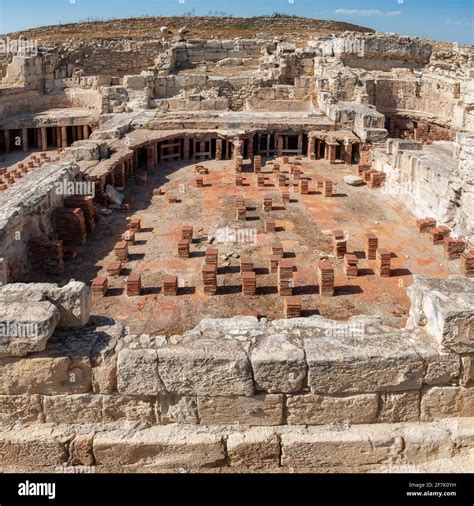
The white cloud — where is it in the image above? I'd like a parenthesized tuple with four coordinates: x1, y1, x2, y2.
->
(334, 9, 402, 17)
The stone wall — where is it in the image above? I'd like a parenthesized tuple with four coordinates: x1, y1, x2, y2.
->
(373, 135, 474, 244)
(0, 162, 80, 282)
(0, 276, 472, 470)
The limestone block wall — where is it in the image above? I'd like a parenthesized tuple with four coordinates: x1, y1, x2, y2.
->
(0, 312, 472, 431)
(366, 75, 461, 132)
(173, 39, 264, 69)
(58, 40, 163, 77)
(0, 87, 101, 120)
(0, 277, 472, 470)
(373, 136, 474, 244)
(0, 162, 80, 282)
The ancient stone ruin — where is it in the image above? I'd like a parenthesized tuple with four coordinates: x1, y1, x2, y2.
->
(0, 16, 472, 473)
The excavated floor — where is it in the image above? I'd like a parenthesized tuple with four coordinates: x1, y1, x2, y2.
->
(25, 158, 461, 335)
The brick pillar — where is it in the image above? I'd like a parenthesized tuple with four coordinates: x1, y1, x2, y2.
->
(277, 135, 284, 157)
(51, 126, 57, 147)
(71, 125, 77, 143)
(329, 143, 337, 163)
(216, 139, 222, 160)
(247, 136, 254, 159)
(40, 127, 48, 151)
(297, 133, 303, 155)
(343, 143, 353, 164)
(61, 126, 68, 148)
(4, 130, 10, 153)
(266, 134, 271, 156)
(21, 128, 28, 152)
(56, 127, 61, 147)
(183, 138, 190, 160)
(77, 125, 83, 141)
(83, 125, 90, 140)
(308, 137, 316, 159)
(146, 145, 155, 169)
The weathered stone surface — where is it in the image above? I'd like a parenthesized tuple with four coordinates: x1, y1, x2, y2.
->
(197, 394, 283, 426)
(93, 426, 225, 468)
(304, 331, 425, 394)
(286, 393, 378, 425)
(157, 395, 198, 424)
(421, 386, 474, 420)
(102, 395, 155, 425)
(0, 394, 42, 428)
(403, 425, 452, 462)
(157, 341, 254, 396)
(0, 281, 91, 328)
(69, 433, 95, 466)
(0, 301, 60, 357)
(43, 394, 102, 424)
(117, 349, 165, 395)
(0, 355, 91, 395)
(227, 428, 280, 468)
(407, 276, 474, 354)
(281, 426, 402, 467)
(250, 334, 306, 393)
(0, 425, 73, 466)
(378, 391, 420, 422)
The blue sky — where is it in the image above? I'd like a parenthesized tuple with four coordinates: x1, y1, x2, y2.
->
(0, 0, 473, 44)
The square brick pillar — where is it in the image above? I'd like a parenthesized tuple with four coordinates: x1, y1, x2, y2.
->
(215, 139, 223, 160)
(146, 145, 155, 169)
(328, 143, 337, 164)
(247, 137, 254, 159)
(297, 132, 303, 155)
(4, 130, 10, 153)
(343, 142, 353, 164)
(83, 125, 90, 140)
(40, 127, 48, 151)
(21, 128, 28, 152)
(277, 135, 284, 157)
(308, 137, 316, 160)
(77, 125, 83, 141)
(61, 126, 68, 148)
(183, 138, 190, 160)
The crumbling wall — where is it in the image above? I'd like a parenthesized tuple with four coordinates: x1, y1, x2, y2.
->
(373, 136, 474, 244)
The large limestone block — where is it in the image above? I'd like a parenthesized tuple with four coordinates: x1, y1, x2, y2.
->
(0, 281, 91, 328)
(286, 393, 378, 425)
(93, 426, 225, 468)
(0, 394, 42, 428)
(117, 349, 165, 395)
(227, 428, 280, 469)
(0, 301, 60, 357)
(403, 425, 452, 462)
(304, 332, 424, 394)
(43, 394, 102, 424)
(378, 392, 420, 422)
(0, 425, 73, 466)
(102, 395, 155, 425)
(157, 340, 254, 396)
(197, 394, 283, 426)
(0, 355, 91, 395)
(281, 426, 401, 468)
(407, 276, 474, 354)
(123, 75, 146, 90)
(157, 395, 198, 424)
(421, 386, 474, 420)
(250, 334, 306, 393)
